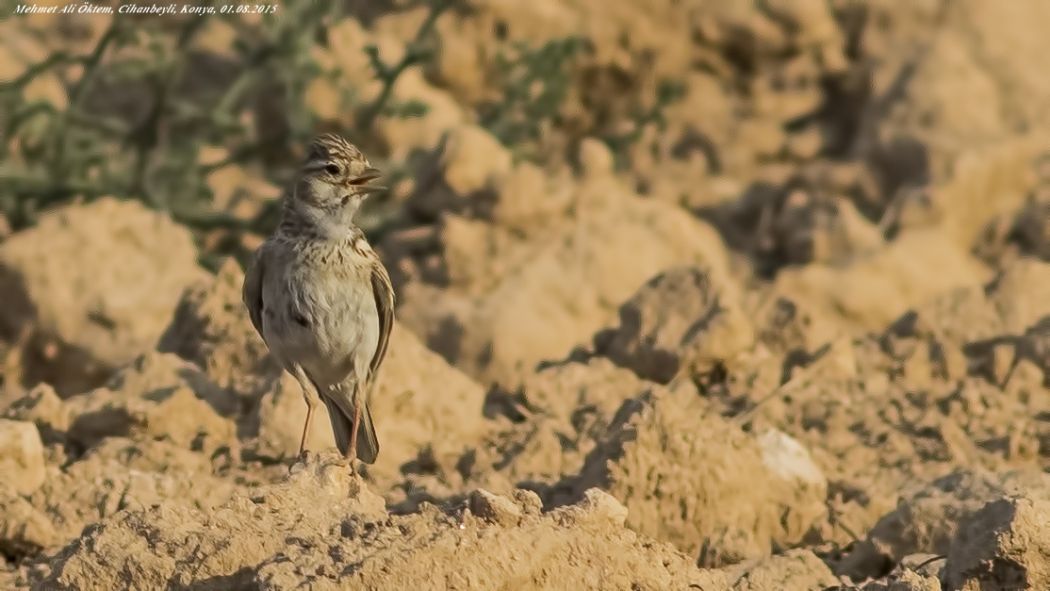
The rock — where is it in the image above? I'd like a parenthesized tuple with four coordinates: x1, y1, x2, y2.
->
(30, 437, 239, 548)
(2, 383, 70, 435)
(945, 495, 1050, 590)
(100, 351, 233, 413)
(488, 358, 689, 487)
(45, 452, 386, 591)
(469, 489, 522, 527)
(756, 429, 826, 489)
(520, 357, 659, 431)
(785, 126, 824, 160)
(899, 553, 948, 579)
(0, 419, 45, 495)
(575, 386, 827, 566)
(736, 118, 785, 159)
(512, 489, 543, 517)
(548, 488, 631, 528)
(63, 352, 237, 454)
(442, 124, 512, 197)
(257, 469, 718, 590)
(866, 470, 1050, 564)
(578, 138, 615, 178)
(988, 258, 1050, 335)
(939, 137, 1047, 249)
(771, 229, 988, 334)
(759, 192, 884, 268)
(157, 258, 281, 400)
(865, 556, 946, 591)
(490, 162, 572, 231)
(575, 488, 630, 527)
(595, 266, 754, 383)
(896, 286, 1003, 347)
(0, 198, 205, 394)
(724, 549, 839, 591)
(858, 568, 943, 591)
(43, 450, 722, 591)
(1012, 201, 1050, 260)
(887, 570, 942, 591)
(753, 295, 838, 355)
(68, 386, 235, 454)
(0, 485, 57, 556)
(397, 177, 732, 387)
(862, 1, 1050, 180)
(100, 348, 229, 405)
(765, 0, 842, 45)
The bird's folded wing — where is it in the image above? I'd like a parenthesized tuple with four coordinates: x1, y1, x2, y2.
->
(242, 245, 267, 340)
(368, 258, 395, 384)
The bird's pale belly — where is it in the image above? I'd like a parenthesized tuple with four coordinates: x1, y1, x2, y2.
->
(261, 263, 379, 386)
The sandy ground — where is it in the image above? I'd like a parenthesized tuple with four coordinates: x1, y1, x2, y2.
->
(4, 1, 1050, 589)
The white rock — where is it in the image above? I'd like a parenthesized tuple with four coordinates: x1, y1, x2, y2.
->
(758, 429, 826, 487)
(0, 419, 46, 495)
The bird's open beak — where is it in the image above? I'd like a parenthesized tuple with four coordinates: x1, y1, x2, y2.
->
(349, 167, 385, 193)
(350, 167, 382, 184)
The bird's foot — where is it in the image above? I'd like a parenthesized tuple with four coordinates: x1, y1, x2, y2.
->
(288, 449, 314, 474)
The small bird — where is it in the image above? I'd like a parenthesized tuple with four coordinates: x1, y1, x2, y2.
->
(242, 133, 393, 471)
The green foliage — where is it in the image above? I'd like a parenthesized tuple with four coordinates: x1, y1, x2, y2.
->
(1, 5, 332, 233)
(357, 0, 449, 130)
(383, 99, 430, 119)
(480, 36, 584, 149)
(1, 0, 682, 255)
(602, 78, 687, 168)
(0, 1, 450, 249)
(478, 36, 685, 168)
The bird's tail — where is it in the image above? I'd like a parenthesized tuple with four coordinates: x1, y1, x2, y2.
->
(356, 403, 380, 464)
(322, 396, 380, 464)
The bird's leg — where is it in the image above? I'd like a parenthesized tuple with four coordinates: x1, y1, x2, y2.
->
(347, 402, 361, 472)
(299, 397, 317, 459)
(291, 365, 317, 460)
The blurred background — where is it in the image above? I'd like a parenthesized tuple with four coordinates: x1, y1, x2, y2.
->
(2, 0, 1044, 381)
(3, 1, 1050, 588)
(6, 0, 1044, 261)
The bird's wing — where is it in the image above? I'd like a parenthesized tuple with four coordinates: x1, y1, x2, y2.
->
(242, 244, 267, 340)
(368, 256, 395, 383)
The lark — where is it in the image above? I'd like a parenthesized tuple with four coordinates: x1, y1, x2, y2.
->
(243, 133, 393, 472)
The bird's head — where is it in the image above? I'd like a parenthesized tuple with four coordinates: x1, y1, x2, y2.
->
(290, 133, 383, 229)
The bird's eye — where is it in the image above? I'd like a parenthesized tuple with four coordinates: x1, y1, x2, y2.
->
(324, 163, 341, 175)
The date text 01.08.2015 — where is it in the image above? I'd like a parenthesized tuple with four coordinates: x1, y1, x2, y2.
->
(219, 4, 278, 15)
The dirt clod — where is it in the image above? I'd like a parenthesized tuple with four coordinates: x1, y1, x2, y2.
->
(0, 420, 44, 496)
(946, 496, 1050, 590)
(0, 199, 205, 394)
